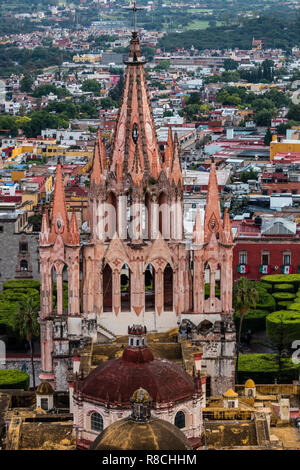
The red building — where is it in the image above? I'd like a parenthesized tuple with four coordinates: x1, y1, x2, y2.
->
(261, 166, 300, 195)
(232, 216, 300, 281)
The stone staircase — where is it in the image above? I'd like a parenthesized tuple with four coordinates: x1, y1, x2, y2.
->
(97, 324, 116, 342)
(254, 413, 271, 448)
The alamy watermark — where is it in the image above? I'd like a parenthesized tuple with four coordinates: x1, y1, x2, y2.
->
(291, 80, 300, 105)
(291, 340, 300, 365)
(0, 340, 6, 365)
(91, 201, 187, 241)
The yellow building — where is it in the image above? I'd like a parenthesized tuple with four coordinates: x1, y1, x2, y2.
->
(11, 170, 25, 183)
(270, 132, 300, 160)
(73, 54, 102, 63)
(22, 191, 39, 212)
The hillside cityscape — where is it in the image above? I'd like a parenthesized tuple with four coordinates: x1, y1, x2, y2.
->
(0, 0, 300, 454)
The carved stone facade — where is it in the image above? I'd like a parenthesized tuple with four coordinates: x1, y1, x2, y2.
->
(39, 32, 235, 393)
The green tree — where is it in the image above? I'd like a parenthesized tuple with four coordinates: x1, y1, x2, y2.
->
(223, 59, 238, 71)
(28, 214, 43, 231)
(184, 92, 202, 105)
(155, 59, 171, 71)
(0, 295, 40, 389)
(109, 73, 124, 105)
(287, 104, 300, 122)
(264, 127, 273, 145)
(239, 169, 258, 183)
(254, 109, 273, 126)
(20, 74, 33, 93)
(100, 97, 118, 110)
(81, 79, 102, 95)
(233, 278, 259, 383)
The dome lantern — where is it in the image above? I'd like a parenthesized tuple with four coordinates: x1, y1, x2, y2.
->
(130, 388, 152, 422)
(127, 324, 147, 348)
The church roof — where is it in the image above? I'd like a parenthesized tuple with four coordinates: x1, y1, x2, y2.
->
(36, 381, 54, 395)
(90, 415, 192, 451)
(245, 379, 255, 388)
(76, 343, 195, 406)
(223, 388, 238, 398)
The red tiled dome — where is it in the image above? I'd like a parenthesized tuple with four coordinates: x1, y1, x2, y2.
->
(78, 346, 195, 406)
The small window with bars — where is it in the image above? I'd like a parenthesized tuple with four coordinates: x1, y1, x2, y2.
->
(239, 252, 247, 265)
(261, 253, 269, 266)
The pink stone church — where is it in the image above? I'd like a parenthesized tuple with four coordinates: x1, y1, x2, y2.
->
(38, 32, 236, 395)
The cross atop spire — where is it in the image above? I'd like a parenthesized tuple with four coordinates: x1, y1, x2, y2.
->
(125, 1, 144, 33)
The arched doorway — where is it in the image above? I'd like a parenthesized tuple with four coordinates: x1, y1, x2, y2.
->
(163, 263, 173, 311)
(121, 264, 130, 311)
(204, 263, 210, 300)
(103, 264, 112, 312)
(145, 264, 155, 311)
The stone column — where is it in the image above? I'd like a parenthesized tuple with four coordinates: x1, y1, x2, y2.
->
(155, 268, 163, 316)
(210, 267, 216, 300)
(176, 199, 183, 241)
(112, 269, 121, 316)
(151, 200, 159, 239)
(194, 256, 204, 313)
(56, 264, 64, 315)
(222, 251, 233, 314)
(40, 251, 52, 319)
(131, 197, 143, 241)
(118, 194, 127, 240)
(131, 261, 144, 316)
(193, 256, 204, 313)
(170, 196, 176, 240)
(67, 248, 80, 316)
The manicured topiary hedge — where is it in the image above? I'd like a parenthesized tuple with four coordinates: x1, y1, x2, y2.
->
(0, 369, 29, 390)
(2, 280, 40, 291)
(273, 292, 295, 301)
(273, 283, 294, 293)
(234, 309, 269, 334)
(0, 289, 39, 304)
(266, 310, 300, 348)
(259, 282, 273, 292)
(256, 292, 276, 312)
(237, 354, 300, 384)
(261, 274, 300, 292)
(287, 303, 300, 311)
(278, 301, 293, 308)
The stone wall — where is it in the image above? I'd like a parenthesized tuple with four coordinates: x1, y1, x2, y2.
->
(0, 222, 40, 290)
(235, 384, 300, 395)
